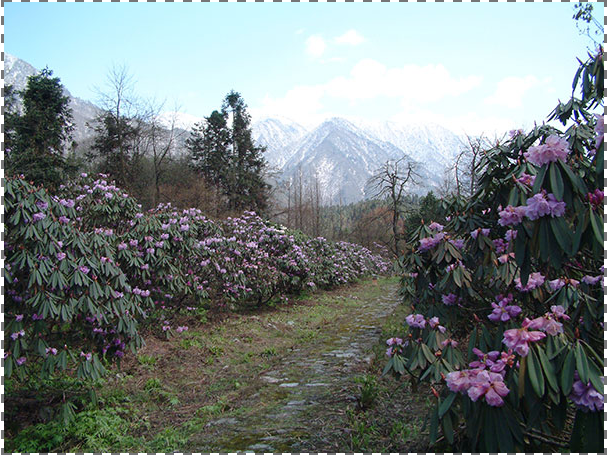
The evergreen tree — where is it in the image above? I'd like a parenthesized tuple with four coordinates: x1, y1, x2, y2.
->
(221, 91, 270, 212)
(6, 69, 74, 188)
(187, 91, 270, 213)
(89, 112, 143, 187)
(187, 110, 231, 189)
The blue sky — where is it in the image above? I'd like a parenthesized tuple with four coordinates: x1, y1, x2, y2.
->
(4, 2, 603, 135)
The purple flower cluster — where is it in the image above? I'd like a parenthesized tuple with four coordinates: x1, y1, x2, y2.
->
(524, 135, 570, 166)
(405, 314, 427, 329)
(428, 222, 444, 231)
(595, 114, 604, 148)
(470, 228, 491, 239)
(581, 275, 601, 285)
(446, 369, 510, 407)
(417, 233, 444, 252)
(569, 372, 603, 412)
(502, 318, 546, 356)
(441, 293, 459, 306)
(525, 191, 566, 220)
(497, 205, 528, 227)
(515, 172, 536, 187)
(514, 272, 545, 292)
(385, 337, 406, 357)
(488, 294, 521, 322)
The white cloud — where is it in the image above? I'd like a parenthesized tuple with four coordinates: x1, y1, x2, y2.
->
(305, 35, 326, 58)
(253, 58, 483, 128)
(484, 75, 539, 109)
(335, 29, 366, 46)
(323, 59, 482, 104)
(252, 85, 328, 128)
(392, 108, 520, 137)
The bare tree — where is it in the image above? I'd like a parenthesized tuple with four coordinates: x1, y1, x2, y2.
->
(142, 101, 186, 206)
(89, 65, 150, 188)
(367, 157, 421, 258)
(450, 134, 494, 198)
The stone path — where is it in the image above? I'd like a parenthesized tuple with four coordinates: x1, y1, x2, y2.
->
(188, 281, 401, 452)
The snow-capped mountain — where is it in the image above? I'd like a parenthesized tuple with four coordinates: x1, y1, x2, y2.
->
(352, 120, 463, 176)
(5, 53, 464, 204)
(252, 117, 308, 168)
(4, 53, 101, 145)
(278, 118, 433, 204)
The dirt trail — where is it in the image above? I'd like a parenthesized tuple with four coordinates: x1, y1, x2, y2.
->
(187, 280, 401, 452)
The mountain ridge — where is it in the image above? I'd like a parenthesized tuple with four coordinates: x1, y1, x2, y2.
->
(5, 53, 464, 204)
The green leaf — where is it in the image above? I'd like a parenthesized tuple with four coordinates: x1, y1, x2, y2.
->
(549, 162, 564, 200)
(575, 343, 589, 384)
(550, 217, 572, 256)
(589, 209, 603, 245)
(438, 392, 456, 418)
(429, 406, 439, 444)
(382, 357, 394, 376)
(587, 360, 603, 395)
(442, 412, 454, 444)
(532, 165, 547, 193)
(560, 350, 576, 396)
(536, 345, 558, 393)
(494, 409, 514, 451)
(527, 347, 545, 397)
(421, 344, 436, 363)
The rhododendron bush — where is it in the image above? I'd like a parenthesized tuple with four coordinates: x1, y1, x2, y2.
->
(5, 174, 389, 386)
(384, 50, 603, 451)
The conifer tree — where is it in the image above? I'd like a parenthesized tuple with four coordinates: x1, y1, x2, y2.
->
(6, 69, 74, 188)
(187, 91, 270, 213)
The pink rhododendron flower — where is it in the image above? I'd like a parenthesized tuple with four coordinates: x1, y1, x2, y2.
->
(488, 294, 521, 322)
(428, 222, 444, 231)
(587, 188, 604, 209)
(417, 233, 444, 252)
(569, 372, 603, 412)
(515, 172, 536, 186)
(525, 192, 566, 220)
(550, 305, 570, 321)
(581, 275, 601, 285)
(449, 238, 465, 249)
(498, 205, 527, 226)
(514, 272, 545, 292)
(527, 316, 563, 336)
(469, 348, 500, 370)
(467, 370, 510, 407)
(502, 318, 546, 356)
(446, 369, 481, 393)
(498, 253, 515, 264)
(493, 238, 508, 254)
(442, 293, 459, 306)
(595, 114, 604, 148)
(405, 314, 426, 329)
(441, 339, 459, 348)
(524, 135, 570, 166)
(32, 212, 46, 222)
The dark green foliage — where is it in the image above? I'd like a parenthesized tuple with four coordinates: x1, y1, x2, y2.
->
(187, 91, 270, 213)
(5, 69, 74, 188)
(187, 110, 231, 189)
(89, 112, 144, 189)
